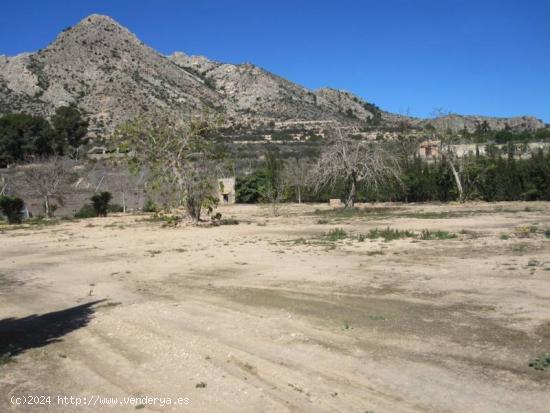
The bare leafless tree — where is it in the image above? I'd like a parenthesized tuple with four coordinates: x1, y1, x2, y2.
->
(284, 157, 309, 204)
(311, 129, 401, 207)
(17, 156, 76, 218)
(105, 162, 145, 213)
(439, 142, 464, 202)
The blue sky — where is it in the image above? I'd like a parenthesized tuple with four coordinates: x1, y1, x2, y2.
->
(0, 0, 548, 122)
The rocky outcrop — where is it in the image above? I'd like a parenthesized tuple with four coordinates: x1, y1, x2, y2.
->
(422, 114, 544, 133)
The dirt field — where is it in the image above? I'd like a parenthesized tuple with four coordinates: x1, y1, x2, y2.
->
(1, 202, 550, 412)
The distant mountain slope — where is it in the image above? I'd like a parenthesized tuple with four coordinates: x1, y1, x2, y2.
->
(169, 52, 380, 125)
(0, 14, 545, 139)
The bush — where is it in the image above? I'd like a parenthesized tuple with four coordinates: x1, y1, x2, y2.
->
(366, 227, 416, 241)
(74, 204, 96, 218)
(142, 198, 158, 213)
(325, 228, 348, 241)
(90, 192, 112, 217)
(419, 229, 457, 240)
(0, 195, 24, 224)
(236, 171, 267, 203)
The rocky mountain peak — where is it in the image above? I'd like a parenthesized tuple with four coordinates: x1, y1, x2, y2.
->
(0, 14, 545, 140)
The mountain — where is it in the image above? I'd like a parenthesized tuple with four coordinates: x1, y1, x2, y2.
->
(0, 14, 545, 140)
(0, 15, 224, 139)
(169, 52, 380, 125)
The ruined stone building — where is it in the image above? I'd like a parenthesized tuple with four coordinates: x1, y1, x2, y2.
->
(217, 178, 236, 204)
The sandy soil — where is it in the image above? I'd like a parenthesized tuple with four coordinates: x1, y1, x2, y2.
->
(1, 202, 550, 412)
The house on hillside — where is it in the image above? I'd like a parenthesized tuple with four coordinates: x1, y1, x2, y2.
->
(217, 178, 236, 204)
(418, 140, 441, 159)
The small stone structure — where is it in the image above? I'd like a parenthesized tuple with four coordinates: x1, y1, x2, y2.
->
(329, 198, 343, 208)
(217, 177, 236, 205)
(418, 140, 441, 159)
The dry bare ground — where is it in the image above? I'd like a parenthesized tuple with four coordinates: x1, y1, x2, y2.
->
(1, 202, 550, 412)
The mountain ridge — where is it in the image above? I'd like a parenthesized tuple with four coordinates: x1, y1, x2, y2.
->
(0, 14, 545, 140)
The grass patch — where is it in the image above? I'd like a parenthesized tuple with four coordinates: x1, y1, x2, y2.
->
(419, 229, 457, 240)
(325, 228, 348, 241)
(282, 226, 458, 249)
(365, 227, 416, 241)
(0, 217, 62, 231)
(529, 353, 550, 371)
(314, 207, 402, 219)
(314, 206, 537, 222)
(143, 214, 181, 227)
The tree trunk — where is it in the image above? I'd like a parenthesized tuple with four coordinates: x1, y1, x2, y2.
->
(297, 187, 301, 204)
(447, 159, 464, 202)
(346, 176, 357, 208)
(122, 192, 126, 213)
(442, 151, 464, 203)
(44, 195, 51, 218)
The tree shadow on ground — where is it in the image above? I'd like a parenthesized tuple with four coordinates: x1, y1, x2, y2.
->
(0, 300, 104, 361)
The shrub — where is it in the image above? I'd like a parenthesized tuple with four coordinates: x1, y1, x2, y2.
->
(529, 353, 550, 371)
(90, 192, 112, 217)
(515, 226, 531, 238)
(145, 213, 181, 227)
(0, 195, 24, 224)
(236, 171, 267, 203)
(211, 212, 222, 224)
(366, 227, 415, 241)
(142, 198, 158, 213)
(210, 212, 238, 226)
(74, 204, 96, 218)
(325, 228, 348, 241)
(420, 229, 457, 240)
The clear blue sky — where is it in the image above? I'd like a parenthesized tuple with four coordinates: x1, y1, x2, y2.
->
(0, 0, 548, 122)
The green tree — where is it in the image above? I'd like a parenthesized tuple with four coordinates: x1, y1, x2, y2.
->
(236, 171, 267, 203)
(51, 105, 89, 154)
(0, 113, 54, 166)
(115, 112, 222, 222)
(0, 195, 24, 224)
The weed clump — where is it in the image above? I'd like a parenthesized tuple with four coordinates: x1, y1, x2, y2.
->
(419, 230, 457, 240)
(325, 228, 348, 241)
(529, 353, 550, 371)
(366, 227, 416, 241)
